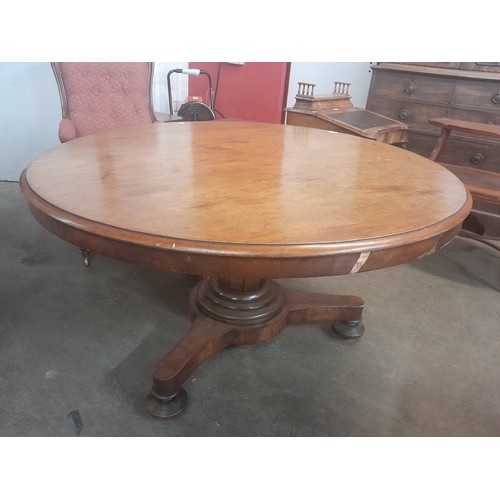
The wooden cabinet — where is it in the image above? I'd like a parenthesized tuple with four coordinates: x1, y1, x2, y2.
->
(366, 63, 500, 238)
(367, 63, 500, 168)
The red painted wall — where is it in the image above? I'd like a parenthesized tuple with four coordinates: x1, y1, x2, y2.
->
(187, 62, 291, 124)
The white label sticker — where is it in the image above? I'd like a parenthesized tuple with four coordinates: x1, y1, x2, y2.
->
(350, 252, 371, 273)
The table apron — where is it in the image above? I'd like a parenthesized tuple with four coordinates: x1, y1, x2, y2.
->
(28, 203, 462, 279)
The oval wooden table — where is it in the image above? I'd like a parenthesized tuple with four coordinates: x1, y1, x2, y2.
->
(20, 121, 472, 418)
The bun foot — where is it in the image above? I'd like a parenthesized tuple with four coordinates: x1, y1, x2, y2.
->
(332, 319, 365, 339)
(146, 388, 188, 418)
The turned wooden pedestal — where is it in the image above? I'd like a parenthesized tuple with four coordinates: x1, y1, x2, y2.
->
(147, 277, 365, 417)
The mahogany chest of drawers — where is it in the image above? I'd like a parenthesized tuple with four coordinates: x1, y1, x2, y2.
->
(366, 62, 500, 238)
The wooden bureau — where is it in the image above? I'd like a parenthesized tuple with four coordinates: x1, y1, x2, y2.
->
(366, 62, 500, 238)
(285, 81, 408, 145)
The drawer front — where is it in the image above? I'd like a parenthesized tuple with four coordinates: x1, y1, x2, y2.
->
(452, 79, 500, 110)
(370, 69, 454, 103)
(367, 96, 449, 133)
(403, 131, 500, 175)
(435, 135, 500, 174)
(442, 106, 500, 126)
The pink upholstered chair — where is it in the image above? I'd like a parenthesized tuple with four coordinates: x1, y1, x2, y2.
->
(51, 62, 158, 265)
(51, 62, 157, 143)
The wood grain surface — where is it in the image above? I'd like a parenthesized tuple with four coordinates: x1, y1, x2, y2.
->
(20, 121, 471, 278)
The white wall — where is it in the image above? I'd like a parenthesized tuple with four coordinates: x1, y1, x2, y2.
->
(152, 62, 188, 114)
(0, 62, 374, 181)
(287, 62, 373, 108)
(0, 62, 61, 181)
(0, 62, 188, 181)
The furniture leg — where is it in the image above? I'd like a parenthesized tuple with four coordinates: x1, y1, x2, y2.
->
(429, 127, 451, 161)
(147, 277, 365, 418)
(284, 287, 365, 338)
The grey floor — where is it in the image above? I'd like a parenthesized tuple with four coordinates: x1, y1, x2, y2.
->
(1, 180, 499, 437)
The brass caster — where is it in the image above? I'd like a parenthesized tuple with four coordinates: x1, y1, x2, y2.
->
(80, 249, 91, 267)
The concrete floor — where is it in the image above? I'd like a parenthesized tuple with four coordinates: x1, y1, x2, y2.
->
(1, 180, 499, 436)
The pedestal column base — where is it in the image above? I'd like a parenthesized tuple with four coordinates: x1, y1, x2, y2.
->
(147, 277, 365, 418)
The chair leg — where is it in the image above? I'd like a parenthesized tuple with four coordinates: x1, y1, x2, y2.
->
(80, 248, 91, 267)
(429, 127, 451, 161)
(459, 232, 500, 253)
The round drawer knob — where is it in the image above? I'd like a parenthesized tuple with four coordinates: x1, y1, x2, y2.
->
(492, 93, 500, 104)
(471, 153, 485, 164)
(399, 109, 410, 120)
(405, 83, 415, 94)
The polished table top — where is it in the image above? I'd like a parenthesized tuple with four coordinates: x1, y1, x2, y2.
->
(21, 120, 471, 278)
